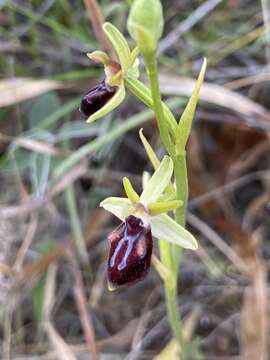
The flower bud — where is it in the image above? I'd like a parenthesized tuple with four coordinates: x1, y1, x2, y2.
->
(127, 0, 164, 54)
(107, 215, 152, 288)
(80, 79, 117, 117)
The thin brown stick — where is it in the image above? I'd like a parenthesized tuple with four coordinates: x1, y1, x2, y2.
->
(13, 213, 38, 271)
(240, 230, 268, 359)
(66, 245, 99, 360)
(83, 0, 113, 53)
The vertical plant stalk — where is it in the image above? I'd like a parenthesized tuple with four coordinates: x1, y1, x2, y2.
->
(143, 52, 185, 354)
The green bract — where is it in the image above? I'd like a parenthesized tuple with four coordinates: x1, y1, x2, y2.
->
(176, 58, 207, 153)
(127, 0, 164, 54)
(100, 155, 198, 250)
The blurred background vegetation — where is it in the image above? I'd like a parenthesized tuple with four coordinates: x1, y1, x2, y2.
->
(0, 0, 269, 359)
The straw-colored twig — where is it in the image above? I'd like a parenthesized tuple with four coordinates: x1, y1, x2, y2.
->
(83, 0, 113, 53)
(66, 245, 98, 360)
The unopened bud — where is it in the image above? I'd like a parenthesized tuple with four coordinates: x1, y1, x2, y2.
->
(127, 0, 164, 54)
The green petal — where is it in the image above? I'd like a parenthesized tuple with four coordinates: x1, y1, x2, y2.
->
(100, 197, 132, 220)
(150, 213, 198, 250)
(176, 58, 207, 153)
(148, 200, 183, 216)
(87, 51, 110, 65)
(139, 129, 175, 196)
(140, 155, 173, 205)
(139, 128, 160, 170)
(142, 171, 151, 190)
(123, 177, 140, 202)
(86, 83, 125, 124)
(103, 22, 131, 73)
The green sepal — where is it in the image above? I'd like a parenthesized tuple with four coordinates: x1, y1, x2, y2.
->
(99, 197, 132, 220)
(176, 58, 207, 153)
(140, 155, 173, 204)
(123, 177, 140, 202)
(148, 200, 183, 216)
(103, 22, 132, 73)
(139, 129, 175, 196)
(142, 171, 151, 190)
(130, 46, 140, 65)
(86, 83, 125, 123)
(149, 213, 198, 250)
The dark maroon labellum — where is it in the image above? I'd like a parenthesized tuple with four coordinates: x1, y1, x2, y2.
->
(107, 215, 153, 288)
(79, 79, 117, 117)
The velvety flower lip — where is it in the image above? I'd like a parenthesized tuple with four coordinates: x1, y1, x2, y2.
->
(101, 156, 198, 251)
(79, 79, 117, 117)
(107, 215, 152, 288)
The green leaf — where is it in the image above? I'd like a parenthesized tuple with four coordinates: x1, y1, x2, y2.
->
(176, 58, 207, 153)
(148, 200, 183, 216)
(103, 22, 131, 72)
(28, 93, 60, 130)
(140, 155, 173, 204)
(57, 121, 100, 140)
(30, 152, 51, 198)
(86, 83, 125, 123)
(123, 177, 140, 202)
(100, 197, 132, 220)
(150, 213, 198, 250)
(39, 98, 80, 129)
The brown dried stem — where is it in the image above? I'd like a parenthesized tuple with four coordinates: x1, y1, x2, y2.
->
(83, 0, 113, 54)
(66, 245, 99, 360)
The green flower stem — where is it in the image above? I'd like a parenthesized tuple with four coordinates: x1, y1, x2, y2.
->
(124, 76, 178, 137)
(172, 153, 187, 275)
(143, 53, 174, 156)
(174, 153, 188, 225)
(143, 51, 185, 356)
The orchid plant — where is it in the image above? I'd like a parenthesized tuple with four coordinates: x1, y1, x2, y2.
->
(80, 0, 206, 356)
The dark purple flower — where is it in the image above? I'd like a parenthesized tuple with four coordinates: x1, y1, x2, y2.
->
(80, 79, 117, 117)
(107, 215, 153, 288)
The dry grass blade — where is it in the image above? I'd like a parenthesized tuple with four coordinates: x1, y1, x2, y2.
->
(0, 133, 66, 156)
(159, 74, 270, 122)
(154, 308, 201, 360)
(43, 263, 77, 360)
(187, 212, 248, 273)
(158, 0, 222, 55)
(0, 162, 88, 219)
(13, 213, 38, 271)
(66, 246, 99, 360)
(240, 232, 268, 360)
(0, 78, 63, 107)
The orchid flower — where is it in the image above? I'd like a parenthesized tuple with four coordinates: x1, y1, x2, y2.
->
(80, 22, 139, 123)
(100, 155, 197, 288)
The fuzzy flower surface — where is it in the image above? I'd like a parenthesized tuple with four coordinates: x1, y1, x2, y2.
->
(79, 23, 139, 123)
(100, 156, 197, 288)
